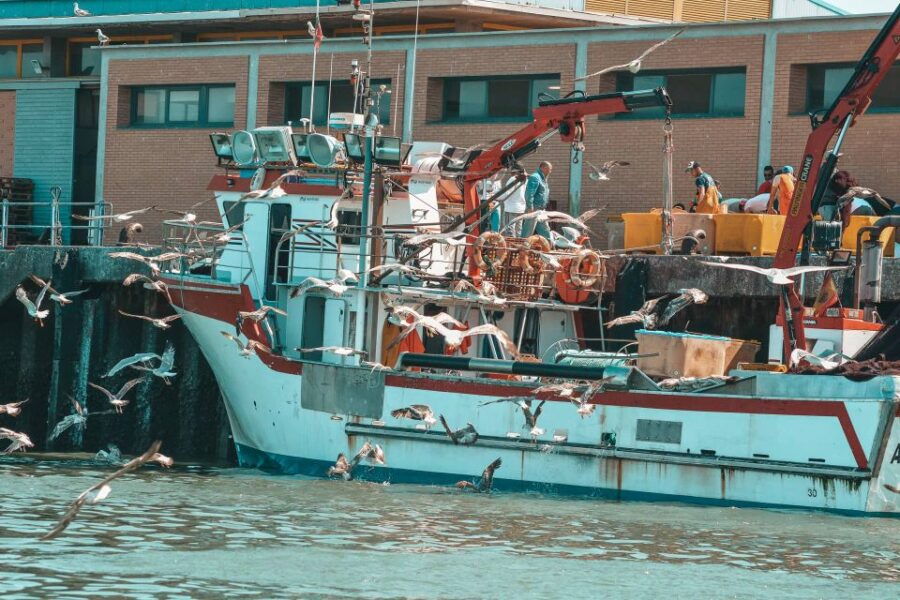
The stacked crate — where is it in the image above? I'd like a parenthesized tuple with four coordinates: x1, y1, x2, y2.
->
(0, 177, 34, 245)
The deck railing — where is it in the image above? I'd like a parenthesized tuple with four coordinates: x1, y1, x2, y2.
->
(0, 192, 111, 247)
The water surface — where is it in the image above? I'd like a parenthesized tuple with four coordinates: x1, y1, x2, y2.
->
(1, 453, 898, 598)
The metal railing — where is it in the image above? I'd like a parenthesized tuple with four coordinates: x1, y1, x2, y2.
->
(161, 219, 260, 291)
(0, 187, 111, 247)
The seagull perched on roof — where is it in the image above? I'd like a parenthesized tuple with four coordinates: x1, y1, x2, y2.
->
(576, 28, 684, 81)
(502, 209, 602, 235)
(96, 29, 110, 47)
(73, 206, 154, 223)
(456, 457, 502, 492)
(42, 440, 172, 540)
(16, 279, 52, 325)
(220, 332, 272, 358)
(439, 415, 479, 445)
(0, 399, 28, 417)
(701, 262, 849, 286)
(391, 404, 437, 429)
(0, 428, 33, 454)
(289, 270, 358, 298)
(118, 310, 182, 330)
(585, 160, 630, 182)
(73, 2, 90, 17)
(88, 378, 145, 414)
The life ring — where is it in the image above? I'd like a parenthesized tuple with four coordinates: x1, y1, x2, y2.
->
(517, 235, 552, 273)
(569, 249, 603, 289)
(473, 231, 507, 272)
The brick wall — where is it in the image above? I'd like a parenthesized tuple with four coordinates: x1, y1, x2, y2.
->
(582, 35, 764, 239)
(257, 50, 407, 132)
(413, 44, 578, 212)
(770, 30, 899, 201)
(0, 91, 15, 176)
(104, 57, 249, 240)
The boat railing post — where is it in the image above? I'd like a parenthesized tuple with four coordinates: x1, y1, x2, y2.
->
(50, 186, 62, 247)
(1, 196, 8, 247)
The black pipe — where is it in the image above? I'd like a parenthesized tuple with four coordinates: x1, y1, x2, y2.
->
(397, 352, 610, 380)
(872, 214, 900, 236)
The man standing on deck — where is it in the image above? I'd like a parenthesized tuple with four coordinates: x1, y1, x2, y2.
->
(686, 161, 719, 214)
(757, 165, 774, 195)
(767, 166, 795, 215)
(522, 161, 552, 238)
(502, 170, 528, 237)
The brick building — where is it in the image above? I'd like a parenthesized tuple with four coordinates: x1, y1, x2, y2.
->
(0, 2, 896, 243)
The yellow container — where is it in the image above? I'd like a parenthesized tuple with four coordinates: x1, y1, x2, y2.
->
(841, 215, 895, 256)
(622, 212, 661, 253)
(713, 213, 785, 256)
(672, 212, 716, 255)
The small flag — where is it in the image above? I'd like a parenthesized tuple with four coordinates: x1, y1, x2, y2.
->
(812, 272, 841, 317)
(313, 22, 324, 52)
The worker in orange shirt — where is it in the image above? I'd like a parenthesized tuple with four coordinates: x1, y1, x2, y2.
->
(767, 166, 795, 215)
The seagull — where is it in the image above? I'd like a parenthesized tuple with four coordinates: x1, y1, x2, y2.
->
(571, 396, 596, 418)
(94, 444, 124, 465)
(450, 279, 507, 306)
(390, 404, 436, 429)
(503, 209, 601, 235)
(289, 270, 358, 298)
(363, 263, 431, 279)
(30, 276, 90, 306)
(16, 279, 52, 325)
(237, 169, 306, 202)
(307, 21, 317, 37)
(72, 206, 154, 223)
(104, 350, 163, 378)
(96, 29, 110, 47)
(585, 160, 630, 182)
(884, 483, 900, 495)
(88, 378, 145, 414)
(390, 306, 465, 331)
(41, 440, 172, 540)
(532, 382, 583, 399)
(0, 399, 28, 417)
(73, 2, 90, 17)
(658, 288, 708, 326)
(439, 415, 479, 445)
(701, 262, 849, 286)
(122, 274, 171, 300)
(211, 220, 249, 244)
(109, 251, 186, 275)
(402, 231, 468, 248)
(118, 310, 182, 330)
(456, 457, 502, 492)
(220, 332, 272, 358)
(297, 346, 367, 357)
(355, 440, 386, 465)
(155, 208, 198, 224)
(517, 399, 546, 437)
(326, 454, 354, 480)
(49, 397, 89, 441)
(392, 319, 518, 358)
(576, 28, 685, 81)
(129, 342, 176, 384)
(0, 428, 33, 454)
(838, 186, 891, 213)
(549, 230, 582, 250)
(238, 305, 287, 322)
(606, 295, 667, 329)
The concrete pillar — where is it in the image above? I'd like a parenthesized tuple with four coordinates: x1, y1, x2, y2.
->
(176, 336, 201, 456)
(246, 54, 259, 130)
(69, 298, 97, 450)
(757, 32, 778, 187)
(568, 40, 588, 216)
(46, 37, 67, 78)
(45, 304, 64, 448)
(133, 292, 160, 450)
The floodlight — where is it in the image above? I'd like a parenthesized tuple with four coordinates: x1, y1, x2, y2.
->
(343, 133, 364, 163)
(291, 133, 310, 161)
(307, 133, 343, 168)
(30, 59, 45, 75)
(209, 133, 233, 159)
(253, 127, 295, 164)
(231, 130, 259, 165)
(373, 136, 401, 167)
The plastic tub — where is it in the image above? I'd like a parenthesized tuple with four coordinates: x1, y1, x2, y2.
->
(622, 212, 661, 253)
(713, 213, 785, 256)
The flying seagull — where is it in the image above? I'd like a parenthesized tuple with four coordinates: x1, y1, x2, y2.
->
(297, 346, 367, 357)
(658, 288, 708, 326)
(456, 457, 502, 492)
(129, 342, 176, 384)
(29, 275, 89, 306)
(576, 28, 685, 81)
(0, 428, 34, 454)
(0, 399, 28, 417)
(104, 350, 163, 378)
(606, 296, 667, 329)
(122, 274, 171, 301)
(88, 378, 145, 414)
(41, 440, 172, 540)
(237, 305, 287, 322)
(109, 251, 186, 275)
(585, 160, 630, 182)
(72, 206, 154, 223)
(289, 270, 359, 298)
(402, 231, 469, 248)
(118, 310, 182, 330)
(517, 399, 546, 438)
(16, 279, 52, 325)
(502, 209, 601, 235)
(220, 332, 272, 358)
(390, 404, 437, 429)
(439, 415, 479, 445)
(49, 397, 89, 441)
(73, 2, 90, 17)
(701, 262, 849, 286)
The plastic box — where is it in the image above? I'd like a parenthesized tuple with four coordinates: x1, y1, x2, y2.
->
(622, 212, 661, 253)
(672, 212, 716, 255)
(636, 330, 730, 378)
(713, 213, 785, 256)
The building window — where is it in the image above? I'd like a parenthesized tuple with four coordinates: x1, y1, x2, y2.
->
(440, 74, 560, 122)
(0, 41, 44, 79)
(130, 85, 235, 128)
(68, 36, 173, 76)
(284, 79, 391, 126)
(616, 69, 746, 118)
(807, 63, 900, 113)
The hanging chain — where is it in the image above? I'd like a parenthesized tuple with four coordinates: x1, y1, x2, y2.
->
(661, 105, 674, 255)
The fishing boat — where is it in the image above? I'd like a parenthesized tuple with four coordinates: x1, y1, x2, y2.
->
(154, 12, 900, 516)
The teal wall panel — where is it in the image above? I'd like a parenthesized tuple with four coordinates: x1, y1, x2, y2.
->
(0, 1, 395, 19)
(13, 87, 75, 241)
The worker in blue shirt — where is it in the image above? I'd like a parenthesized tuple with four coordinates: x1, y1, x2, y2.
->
(522, 161, 552, 238)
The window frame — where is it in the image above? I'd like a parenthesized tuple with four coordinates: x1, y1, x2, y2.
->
(0, 39, 44, 80)
(804, 61, 900, 115)
(615, 67, 747, 119)
(129, 84, 236, 129)
(283, 78, 393, 126)
(438, 73, 561, 124)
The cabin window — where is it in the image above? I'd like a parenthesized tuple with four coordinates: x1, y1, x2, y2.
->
(130, 84, 235, 128)
(300, 296, 326, 361)
(284, 79, 391, 126)
(267, 203, 292, 299)
(222, 201, 246, 229)
(806, 63, 900, 113)
(439, 74, 560, 122)
(336, 210, 362, 245)
(616, 68, 746, 118)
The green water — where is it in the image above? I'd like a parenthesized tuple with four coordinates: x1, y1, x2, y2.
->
(1, 453, 898, 599)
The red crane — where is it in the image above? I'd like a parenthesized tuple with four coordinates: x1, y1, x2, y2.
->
(774, 5, 900, 361)
(454, 88, 671, 275)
